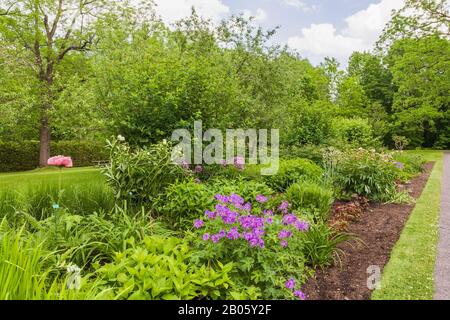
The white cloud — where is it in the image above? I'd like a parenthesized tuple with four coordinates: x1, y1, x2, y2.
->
(153, 0, 230, 24)
(287, 0, 404, 65)
(243, 8, 267, 22)
(282, 0, 316, 12)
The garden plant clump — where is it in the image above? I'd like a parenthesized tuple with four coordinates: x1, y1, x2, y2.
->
(0, 0, 446, 302)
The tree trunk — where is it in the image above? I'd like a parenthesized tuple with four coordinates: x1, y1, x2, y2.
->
(39, 111, 51, 167)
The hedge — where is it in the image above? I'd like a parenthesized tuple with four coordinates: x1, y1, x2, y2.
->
(0, 140, 108, 172)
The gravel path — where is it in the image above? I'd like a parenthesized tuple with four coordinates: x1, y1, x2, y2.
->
(434, 151, 450, 300)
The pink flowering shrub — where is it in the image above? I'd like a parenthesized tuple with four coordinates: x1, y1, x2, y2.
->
(190, 194, 311, 299)
(47, 155, 73, 168)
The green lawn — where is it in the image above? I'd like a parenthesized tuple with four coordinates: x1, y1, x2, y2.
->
(0, 167, 112, 220)
(0, 167, 103, 191)
(372, 150, 443, 300)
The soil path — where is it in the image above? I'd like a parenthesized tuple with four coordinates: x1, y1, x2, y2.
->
(434, 152, 450, 300)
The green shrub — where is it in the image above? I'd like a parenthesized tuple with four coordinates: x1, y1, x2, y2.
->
(155, 180, 215, 228)
(334, 148, 398, 201)
(210, 178, 274, 203)
(91, 236, 234, 300)
(0, 140, 107, 172)
(331, 117, 379, 148)
(300, 223, 350, 268)
(23, 204, 173, 269)
(286, 181, 334, 221)
(392, 151, 425, 176)
(102, 137, 188, 205)
(264, 159, 323, 192)
(280, 144, 325, 164)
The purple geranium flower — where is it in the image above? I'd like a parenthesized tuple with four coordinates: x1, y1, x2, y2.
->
(278, 229, 292, 239)
(229, 194, 245, 206)
(285, 278, 296, 290)
(227, 227, 240, 240)
(211, 234, 220, 243)
(205, 210, 216, 219)
(202, 233, 210, 241)
(282, 214, 298, 225)
(215, 194, 229, 203)
(194, 165, 203, 173)
(281, 240, 288, 248)
(294, 290, 306, 300)
(194, 219, 204, 229)
(256, 194, 268, 203)
(295, 220, 310, 232)
(278, 201, 289, 213)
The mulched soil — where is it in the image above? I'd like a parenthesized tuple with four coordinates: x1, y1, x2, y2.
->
(303, 162, 435, 300)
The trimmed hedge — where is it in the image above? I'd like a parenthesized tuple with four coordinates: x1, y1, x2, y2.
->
(0, 140, 108, 172)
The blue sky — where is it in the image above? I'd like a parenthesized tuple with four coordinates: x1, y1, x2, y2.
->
(153, 0, 404, 66)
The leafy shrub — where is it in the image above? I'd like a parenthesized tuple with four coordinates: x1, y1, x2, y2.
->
(334, 148, 398, 201)
(286, 181, 334, 221)
(190, 193, 312, 299)
(392, 151, 425, 180)
(264, 159, 323, 192)
(91, 236, 234, 300)
(103, 137, 188, 204)
(300, 223, 350, 268)
(210, 178, 274, 203)
(0, 140, 108, 172)
(155, 180, 215, 228)
(280, 144, 325, 165)
(331, 117, 379, 149)
(23, 205, 172, 269)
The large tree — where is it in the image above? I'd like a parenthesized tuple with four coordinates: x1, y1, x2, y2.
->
(379, 0, 450, 46)
(0, 0, 115, 165)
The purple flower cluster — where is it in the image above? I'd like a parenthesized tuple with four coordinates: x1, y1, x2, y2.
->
(196, 194, 310, 250)
(285, 278, 306, 300)
(256, 194, 268, 203)
(278, 201, 289, 214)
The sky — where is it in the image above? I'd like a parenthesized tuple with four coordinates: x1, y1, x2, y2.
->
(152, 0, 405, 66)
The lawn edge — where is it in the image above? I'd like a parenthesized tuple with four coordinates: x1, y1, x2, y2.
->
(371, 151, 444, 300)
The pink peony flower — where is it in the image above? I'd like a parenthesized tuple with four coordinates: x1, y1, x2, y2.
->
(47, 155, 73, 168)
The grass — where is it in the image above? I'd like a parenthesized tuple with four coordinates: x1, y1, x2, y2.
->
(0, 167, 113, 220)
(372, 150, 443, 300)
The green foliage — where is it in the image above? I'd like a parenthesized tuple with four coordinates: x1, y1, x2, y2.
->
(300, 223, 350, 268)
(23, 182, 114, 220)
(0, 222, 53, 299)
(103, 137, 187, 204)
(0, 140, 108, 172)
(281, 100, 334, 146)
(286, 181, 334, 221)
(91, 236, 234, 300)
(210, 178, 274, 203)
(280, 144, 325, 164)
(331, 117, 379, 148)
(23, 205, 173, 269)
(334, 149, 399, 201)
(387, 37, 450, 148)
(155, 180, 215, 228)
(264, 159, 323, 192)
